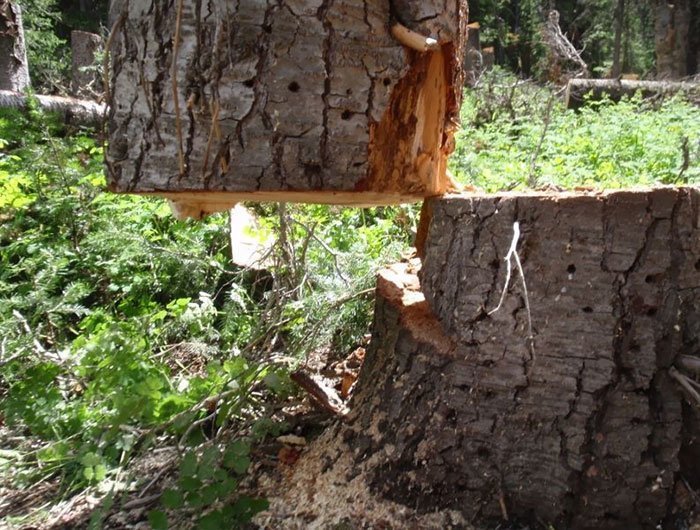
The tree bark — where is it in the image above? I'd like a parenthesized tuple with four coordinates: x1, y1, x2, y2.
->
(0, 1, 30, 91)
(565, 78, 700, 108)
(655, 0, 690, 79)
(71, 30, 103, 98)
(345, 188, 700, 528)
(0, 90, 106, 127)
(105, 0, 468, 214)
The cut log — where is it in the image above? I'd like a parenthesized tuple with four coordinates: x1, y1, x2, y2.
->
(0, 1, 30, 91)
(105, 0, 468, 214)
(345, 188, 700, 528)
(565, 78, 700, 108)
(0, 90, 106, 127)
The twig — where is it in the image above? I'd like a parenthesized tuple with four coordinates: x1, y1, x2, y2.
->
(682, 475, 700, 506)
(172, 0, 186, 175)
(669, 366, 700, 406)
(122, 494, 161, 510)
(178, 410, 217, 451)
(676, 354, 700, 375)
(12, 309, 48, 355)
(292, 218, 350, 287)
(390, 23, 439, 52)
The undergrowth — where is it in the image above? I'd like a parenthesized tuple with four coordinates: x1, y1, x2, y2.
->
(0, 103, 412, 528)
(450, 68, 700, 191)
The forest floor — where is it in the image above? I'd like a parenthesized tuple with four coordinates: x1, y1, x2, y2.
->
(0, 344, 465, 530)
(2, 338, 700, 530)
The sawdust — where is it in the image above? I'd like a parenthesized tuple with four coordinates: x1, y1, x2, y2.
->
(253, 425, 469, 529)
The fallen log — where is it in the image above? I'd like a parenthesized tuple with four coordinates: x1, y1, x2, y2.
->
(343, 187, 700, 528)
(0, 90, 106, 127)
(105, 0, 468, 214)
(565, 78, 700, 108)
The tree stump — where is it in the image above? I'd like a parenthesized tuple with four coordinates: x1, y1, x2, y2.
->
(347, 188, 700, 528)
(106, 0, 468, 214)
(71, 30, 102, 98)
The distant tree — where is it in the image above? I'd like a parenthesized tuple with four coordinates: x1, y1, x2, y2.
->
(0, 0, 30, 91)
(655, 0, 700, 78)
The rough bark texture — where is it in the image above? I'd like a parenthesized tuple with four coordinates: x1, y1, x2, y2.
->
(0, 90, 106, 127)
(565, 78, 700, 109)
(347, 188, 700, 528)
(106, 0, 468, 212)
(71, 30, 103, 98)
(655, 0, 690, 79)
(0, 1, 30, 91)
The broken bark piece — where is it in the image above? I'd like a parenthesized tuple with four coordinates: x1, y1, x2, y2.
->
(290, 369, 348, 417)
(346, 188, 700, 528)
(106, 0, 468, 216)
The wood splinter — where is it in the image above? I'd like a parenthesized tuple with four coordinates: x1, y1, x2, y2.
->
(390, 23, 439, 52)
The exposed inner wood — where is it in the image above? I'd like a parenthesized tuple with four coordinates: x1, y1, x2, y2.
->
(105, 0, 467, 216)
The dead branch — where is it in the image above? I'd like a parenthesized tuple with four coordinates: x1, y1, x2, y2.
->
(290, 370, 349, 417)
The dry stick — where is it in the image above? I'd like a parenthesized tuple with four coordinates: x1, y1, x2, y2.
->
(292, 218, 350, 287)
(172, 0, 186, 176)
(390, 23, 439, 52)
(669, 366, 700, 406)
(676, 354, 700, 375)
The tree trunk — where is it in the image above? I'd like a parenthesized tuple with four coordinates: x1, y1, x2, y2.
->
(0, 0, 30, 91)
(71, 30, 102, 98)
(106, 0, 468, 214)
(345, 188, 700, 528)
(464, 22, 482, 87)
(655, 0, 690, 79)
(564, 78, 700, 109)
(611, 0, 625, 78)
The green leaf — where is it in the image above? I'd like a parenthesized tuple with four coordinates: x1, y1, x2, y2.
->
(200, 483, 219, 505)
(197, 510, 224, 530)
(80, 452, 101, 467)
(230, 496, 269, 523)
(83, 466, 94, 481)
(148, 509, 168, 530)
(179, 451, 198, 477)
(161, 488, 183, 509)
(179, 476, 201, 494)
(93, 464, 107, 481)
(198, 446, 219, 479)
(231, 455, 250, 475)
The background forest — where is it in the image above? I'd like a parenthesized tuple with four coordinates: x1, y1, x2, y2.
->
(1, 0, 700, 528)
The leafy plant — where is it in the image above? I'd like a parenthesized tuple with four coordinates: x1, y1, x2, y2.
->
(0, 101, 413, 525)
(451, 68, 700, 191)
(149, 440, 268, 529)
